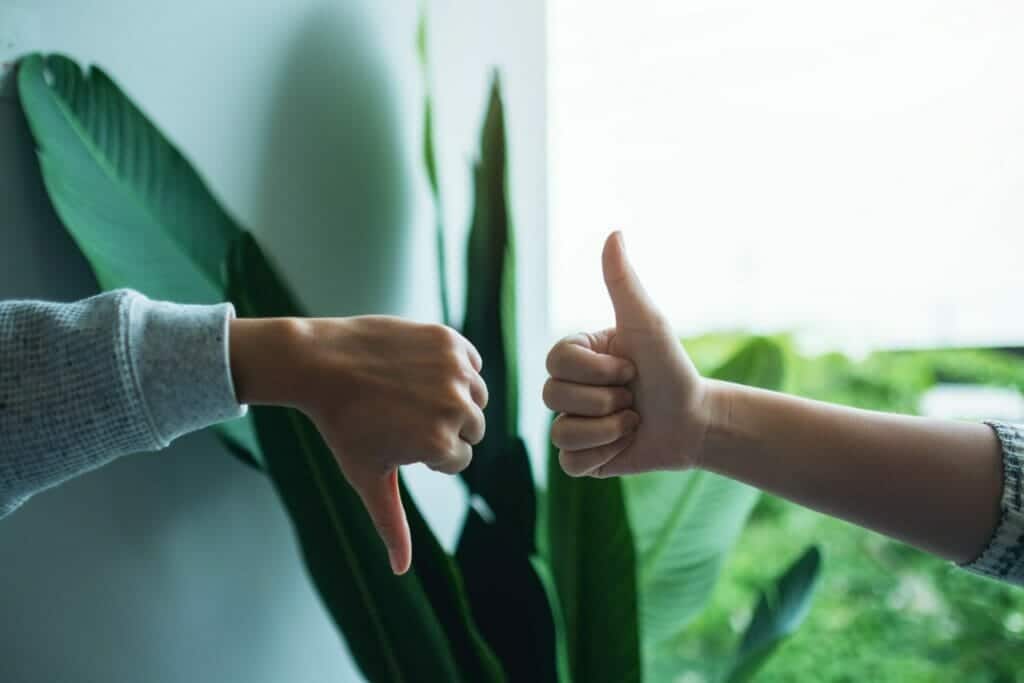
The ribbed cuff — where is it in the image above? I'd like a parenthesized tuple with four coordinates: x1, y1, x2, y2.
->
(961, 421, 1024, 585)
(126, 292, 247, 446)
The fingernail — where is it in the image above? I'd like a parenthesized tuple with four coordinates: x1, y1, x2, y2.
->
(625, 411, 641, 431)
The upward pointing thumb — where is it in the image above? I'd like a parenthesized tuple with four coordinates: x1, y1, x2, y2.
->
(602, 231, 660, 329)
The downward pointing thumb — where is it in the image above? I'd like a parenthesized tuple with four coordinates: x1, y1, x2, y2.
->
(602, 231, 660, 329)
(355, 469, 412, 575)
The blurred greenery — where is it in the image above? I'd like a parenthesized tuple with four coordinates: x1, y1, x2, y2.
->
(673, 334, 1024, 683)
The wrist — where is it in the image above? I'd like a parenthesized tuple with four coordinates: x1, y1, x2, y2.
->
(229, 317, 311, 407)
(693, 378, 734, 472)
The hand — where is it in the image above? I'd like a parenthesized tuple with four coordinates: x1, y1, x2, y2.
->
(544, 231, 710, 477)
(230, 316, 487, 574)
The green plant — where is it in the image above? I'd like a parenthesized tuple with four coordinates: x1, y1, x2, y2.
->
(682, 338, 1024, 682)
(17, 42, 822, 682)
(18, 52, 502, 682)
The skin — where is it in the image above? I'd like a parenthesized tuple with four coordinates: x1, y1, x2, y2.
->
(229, 316, 487, 575)
(545, 231, 1004, 565)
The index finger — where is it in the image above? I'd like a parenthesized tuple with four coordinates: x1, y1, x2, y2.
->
(546, 335, 636, 385)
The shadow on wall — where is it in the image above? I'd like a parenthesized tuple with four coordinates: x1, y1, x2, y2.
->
(253, 3, 412, 318)
(0, 69, 326, 683)
(0, 68, 97, 301)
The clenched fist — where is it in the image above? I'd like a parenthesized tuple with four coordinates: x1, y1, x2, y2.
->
(544, 231, 711, 477)
(230, 316, 487, 574)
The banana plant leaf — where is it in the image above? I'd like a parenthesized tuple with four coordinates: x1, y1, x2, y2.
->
(228, 231, 504, 683)
(546, 435, 641, 683)
(624, 338, 786, 676)
(18, 50, 501, 681)
(721, 545, 822, 683)
(16, 52, 261, 467)
(450, 76, 559, 681)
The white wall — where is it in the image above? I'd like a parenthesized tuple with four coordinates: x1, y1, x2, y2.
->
(0, 1, 546, 681)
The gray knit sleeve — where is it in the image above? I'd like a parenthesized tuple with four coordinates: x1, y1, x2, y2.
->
(0, 289, 246, 516)
(961, 421, 1024, 585)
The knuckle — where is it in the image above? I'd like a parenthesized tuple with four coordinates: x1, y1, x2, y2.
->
(428, 323, 460, 348)
(442, 379, 466, 405)
(427, 428, 454, 457)
(455, 361, 476, 382)
(466, 422, 485, 446)
(453, 450, 473, 473)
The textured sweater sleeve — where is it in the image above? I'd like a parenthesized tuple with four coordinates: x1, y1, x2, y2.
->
(961, 421, 1024, 585)
(0, 289, 246, 516)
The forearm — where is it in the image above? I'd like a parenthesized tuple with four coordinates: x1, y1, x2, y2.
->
(700, 379, 1004, 564)
(0, 290, 244, 515)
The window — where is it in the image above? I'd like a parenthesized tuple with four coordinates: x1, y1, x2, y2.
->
(549, 1, 1024, 352)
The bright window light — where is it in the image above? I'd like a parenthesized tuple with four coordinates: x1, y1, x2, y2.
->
(549, 1, 1024, 352)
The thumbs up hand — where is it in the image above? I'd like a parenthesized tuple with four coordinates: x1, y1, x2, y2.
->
(544, 231, 710, 477)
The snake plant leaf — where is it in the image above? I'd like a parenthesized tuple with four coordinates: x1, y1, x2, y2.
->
(624, 338, 786, 671)
(458, 74, 534, 543)
(405, 484, 507, 683)
(227, 231, 503, 683)
(418, 9, 451, 326)
(547, 434, 641, 683)
(529, 555, 575, 683)
(452, 75, 556, 679)
(722, 545, 822, 683)
(16, 53, 261, 468)
(456, 505, 559, 683)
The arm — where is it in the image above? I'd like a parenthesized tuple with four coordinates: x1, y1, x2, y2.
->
(702, 380, 1001, 564)
(0, 290, 243, 517)
(1, 290, 486, 574)
(545, 232, 1013, 580)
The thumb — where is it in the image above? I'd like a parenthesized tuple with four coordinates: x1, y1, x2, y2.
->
(602, 231, 661, 329)
(354, 469, 411, 575)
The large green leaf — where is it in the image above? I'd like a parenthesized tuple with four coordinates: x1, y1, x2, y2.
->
(624, 338, 786, 672)
(530, 555, 575, 683)
(17, 54, 237, 305)
(459, 75, 526, 512)
(405, 487, 507, 683)
(228, 231, 503, 683)
(248, 406, 459, 682)
(452, 76, 558, 681)
(17, 53, 261, 467)
(547, 435, 641, 683)
(456, 505, 559, 682)
(721, 545, 822, 683)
